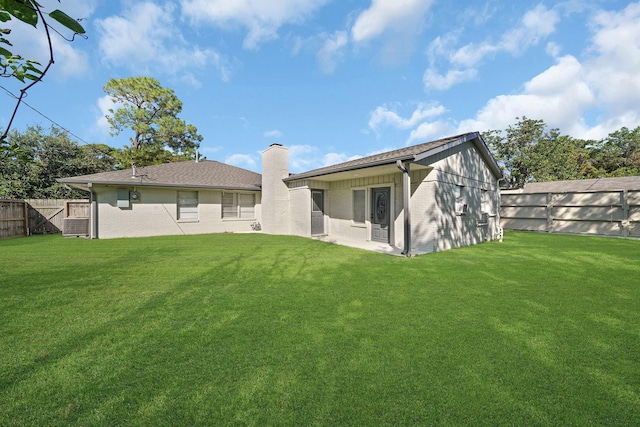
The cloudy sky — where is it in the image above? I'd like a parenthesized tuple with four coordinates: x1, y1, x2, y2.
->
(2, 0, 639, 172)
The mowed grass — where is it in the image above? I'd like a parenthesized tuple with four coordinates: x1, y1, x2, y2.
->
(0, 231, 639, 426)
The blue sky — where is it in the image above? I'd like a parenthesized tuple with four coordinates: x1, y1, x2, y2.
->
(2, 0, 640, 173)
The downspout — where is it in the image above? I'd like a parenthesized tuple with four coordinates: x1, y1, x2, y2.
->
(396, 160, 411, 257)
(88, 182, 98, 239)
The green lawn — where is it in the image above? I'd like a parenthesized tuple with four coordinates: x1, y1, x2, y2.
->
(0, 231, 638, 426)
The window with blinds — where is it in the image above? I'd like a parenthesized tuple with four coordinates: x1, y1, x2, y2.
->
(353, 189, 365, 223)
(222, 192, 255, 219)
(178, 191, 198, 220)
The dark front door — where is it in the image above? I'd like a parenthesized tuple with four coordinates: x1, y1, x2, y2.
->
(371, 187, 390, 243)
(311, 190, 324, 235)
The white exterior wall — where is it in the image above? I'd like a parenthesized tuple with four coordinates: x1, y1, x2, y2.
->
(261, 145, 290, 235)
(289, 186, 311, 237)
(410, 142, 501, 253)
(326, 185, 369, 242)
(94, 186, 261, 239)
(284, 141, 501, 254)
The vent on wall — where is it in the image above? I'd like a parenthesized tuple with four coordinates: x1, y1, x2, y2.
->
(455, 202, 468, 216)
(63, 218, 89, 237)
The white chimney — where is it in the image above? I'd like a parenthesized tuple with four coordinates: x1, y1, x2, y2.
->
(261, 144, 290, 234)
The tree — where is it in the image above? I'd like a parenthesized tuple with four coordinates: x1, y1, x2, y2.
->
(0, 0, 85, 152)
(0, 125, 118, 199)
(589, 126, 640, 177)
(484, 117, 591, 188)
(103, 76, 203, 167)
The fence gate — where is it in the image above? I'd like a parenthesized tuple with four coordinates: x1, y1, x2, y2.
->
(0, 200, 28, 238)
(63, 200, 90, 237)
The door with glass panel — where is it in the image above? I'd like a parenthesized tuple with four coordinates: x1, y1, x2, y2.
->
(311, 190, 324, 235)
(371, 187, 390, 243)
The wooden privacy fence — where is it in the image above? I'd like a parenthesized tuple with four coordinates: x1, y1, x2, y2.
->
(0, 199, 90, 239)
(0, 200, 29, 239)
(500, 190, 640, 238)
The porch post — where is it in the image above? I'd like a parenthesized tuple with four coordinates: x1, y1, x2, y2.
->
(396, 160, 411, 257)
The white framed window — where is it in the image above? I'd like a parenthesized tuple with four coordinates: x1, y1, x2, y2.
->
(222, 192, 256, 219)
(178, 191, 198, 220)
(352, 189, 366, 224)
(454, 185, 467, 215)
(481, 189, 490, 214)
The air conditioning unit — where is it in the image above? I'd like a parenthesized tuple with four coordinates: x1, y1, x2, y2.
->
(63, 218, 89, 237)
(455, 202, 468, 216)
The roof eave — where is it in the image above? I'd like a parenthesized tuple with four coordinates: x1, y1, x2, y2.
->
(413, 132, 503, 179)
(57, 178, 261, 191)
(284, 154, 416, 182)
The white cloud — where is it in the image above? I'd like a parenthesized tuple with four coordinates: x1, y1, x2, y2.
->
(95, 95, 113, 133)
(226, 153, 257, 169)
(351, 0, 434, 43)
(423, 68, 477, 91)
(180, 0, 330, 49)
(369, 102, 446, 132)
(263, 129, 283, 138)
(427, 4, 559, 92)
(406, 120, 452, 144)
(458, 3, 640, 140)
(350, 0, 434, 64)
(323, 152, 356, 166)
(317, 31, 348, 74)
(457, 55, 595, 137)
(0, 4, 91, 80)
(286, 144, 361, 173)
(452, 4, 559, 67)
(586, 2, 640, 117)
(96, 2, 231, 82)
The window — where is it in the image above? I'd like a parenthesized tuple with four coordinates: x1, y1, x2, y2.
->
(481, 189, 490, 214)
(178, 191, 198, 220)
(222, 192, 256, 219)
(454, 185, 467, 215)
(454, 185, 463, 199)
(353, 189, 365, 223)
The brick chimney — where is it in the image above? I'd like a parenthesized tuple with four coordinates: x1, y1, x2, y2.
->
(261, 144, 290, 234)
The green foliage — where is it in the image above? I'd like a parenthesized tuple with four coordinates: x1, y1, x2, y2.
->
(589, 126, 640, 177)
(0, 232, 638, 425)
(0, 125, 118, 198)
(484, 118, 640, 188)
(104, 76, 203, 167)
(0, 0, 85, 82)
(0, 0, 86, 149)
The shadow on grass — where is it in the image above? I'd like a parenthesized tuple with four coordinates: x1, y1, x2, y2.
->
(1, 232, 639, 425)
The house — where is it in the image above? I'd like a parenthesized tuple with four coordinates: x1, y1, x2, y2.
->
(59, 131, 503, 255)
(58, 160, 262, 239)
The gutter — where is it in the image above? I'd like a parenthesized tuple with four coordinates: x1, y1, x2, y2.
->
(88, 183, 98, 239)
(396, 160, 411, 257)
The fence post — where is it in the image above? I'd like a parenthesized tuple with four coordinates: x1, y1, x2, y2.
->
(621, 190, 629, 237)
(23, 200, 29, 236)
(546, 192, 554, 233)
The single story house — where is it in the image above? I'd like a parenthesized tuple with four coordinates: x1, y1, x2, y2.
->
(59, 131, 503, 255)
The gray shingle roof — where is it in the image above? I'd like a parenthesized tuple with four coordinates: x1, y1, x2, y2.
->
(284, 131, 501, 181)
(523, 176, 640, 192)
(58, 160, 262, 190)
